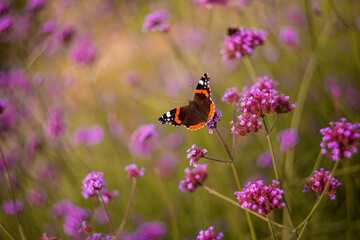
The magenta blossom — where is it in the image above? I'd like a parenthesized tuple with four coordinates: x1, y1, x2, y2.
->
(235, 180, 285, 216)
(277, 128, 298, 152)
(243, 76, 278, 97)
(0, 99, 8, 114)
(40, 20, 56, 34)
(231, 113, 262, 136)
(197, 226, 224, 240)
(279, 26, 298, 44)
(72, 125, 104, 146)
(79, 221, 92, 234)
(86, 233, 114, 240)
(2, 199, 23, 215)
(99, 188, 119, 203)
(193, 0, 230, 8)
(26, 188, 46, 207)
(81, 171, 107, 199)
(120, 221, 167, 240)
(257, 151, 273, 168)
(45, 107, 65, 140)
(27, 0, 46, 11)
(179, 164, 207, 192)
(320, 118, 360, 161)
(142, 10, 169, 33)
(125, 163, 145, 178)
(129, 124, 157, 158)
(0, 2, 10, 16)
(70, 37, 98, 66)
(222, 87, 241, 104)
(207, 109, 222, 134)
(303, 168, 341, 200)
(0, 15, 12, 34)
(187, 144, 207, 167)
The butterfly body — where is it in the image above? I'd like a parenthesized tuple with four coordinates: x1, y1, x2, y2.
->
(158, 73, 215, 131)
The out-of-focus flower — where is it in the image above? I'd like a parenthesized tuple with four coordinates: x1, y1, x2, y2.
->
(0, 99, 8, 114)
(107, 113, 123, 139)
(86, 233, 114, 240)
(40, 20, 56, 34)
(320, 118, 360, 161)
(51, 199, 74, 218)
(155, 152, 177, 179)
(36, 162, 58, 184)
(72, 125, 104, 146)
(187, 144, 207, 167)
(129, 124, 157, 158)
(231, 113, 262, 136)
(41, 233, 58, 240)
(286, 6, 306, 25)
(207, 109, 222, 134)
(45, 107, 65, 140)
(99, 188, 119, 203)
(0, 152, 17, 174)
(179, 164, 207, 192)
(27, 0, 46, 11)
(125, 163, 145, 178)
(303, 168, 341, 200)
(235, 180, 285, 216)
(2, 199, 23, 215)
(196, 226, 224, 240)
(25, 134, 41, 164)
(193, 0, 230, 8)
(70, 37, 98, 66)
(57, 26, 75, 45)
(0, 15, 12, 34)
(79, 221, 91, 234)
(257, 151, 273, 168)
(279, 26, 298, 45)
(0, 2, 10, 16)
(222, 87, 241, 104)
(247, 75, 278, 94)
(26, 188, 46, 207)
(0, 106, 19, 132)
(142, 10, 169, 33)
(82, 171, 107, 199)
(324, 76, 341, 99)
(221, 27, 266, 61)
(121, 221, 167, 240)
(277, 128, 298, 152)
(165, 132, 184, 150)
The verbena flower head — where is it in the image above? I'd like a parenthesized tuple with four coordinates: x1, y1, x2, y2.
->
(27, 0, 46, 11)
(57, 26, 75, 45)
(46, 107, 65, 140)
(279, 26, 298, 44)
(2, 199, 23, 215)
(125, 221, 167, 240)
(0, 15, 12, 34)
(303, 168, 341, 200)
(187, 144, 207, 167)
(0, 99, 8, 114)
(70, 37, 98, 66)
(221, 27, 266, 61)
(257, 151, 273, 168)
(277, 128, 298, 152)
(222, 87, 241, 104)
(86, 233, 114, 240)
(125, 163, 145, 178)
(142, 10, 169, 33)
(248, 75, 278, 94)
(79, 221, 91, 234)
(81, 171, 107, 199)
(231, 113, 262, 136)
(197, 226, 224, 240)
(179, 164, 207, 192)
(99, 188, 119, 203)
(234, 180, 285, 216)
(40, 20, 56, 34)
(207, 109, 222, 134)
(193, 0, 230, 8)
(129, 124, 157, 158)
(72, 125, 104, 146)
(320, 118, 360, 161)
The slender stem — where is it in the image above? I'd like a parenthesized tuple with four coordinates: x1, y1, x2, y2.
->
(98, 191, 115, 235)
(267, 215, 278, 240)
(262, 117, 280, 180)
(296, 160, 340, 230)
(268, 115, 280, 134)
(116, 178, 137, 235)
(215, 128, 233, 161)
(243, 57, 257, 83)
(203, 156, 231, 163)
(0, 144, 26, 240)
(0, 222, 16, 240)
(232, 103, 236, 161)
(309, 151, 323, 178)
(297, 221, 309, 240)
(203, 186, 292, 231)
(231, 162, 243, 190)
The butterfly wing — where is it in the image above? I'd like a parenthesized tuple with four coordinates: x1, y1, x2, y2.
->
(158, 106, 188, 127)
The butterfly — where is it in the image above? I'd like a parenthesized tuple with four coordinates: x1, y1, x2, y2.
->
(158, 73, 215, 131)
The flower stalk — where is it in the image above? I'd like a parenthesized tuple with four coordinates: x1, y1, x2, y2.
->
(98, 191, 115, 235)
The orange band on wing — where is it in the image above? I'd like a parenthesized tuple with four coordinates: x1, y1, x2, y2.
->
(195, 89, 210, 98)
(208, 102, 215, 120)
(187, 122, 205, 131)
(174, 107, 182, 124)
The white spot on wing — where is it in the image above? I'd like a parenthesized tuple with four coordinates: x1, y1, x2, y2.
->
(166, 111, 171, 117)
(199, 80, 204, 85)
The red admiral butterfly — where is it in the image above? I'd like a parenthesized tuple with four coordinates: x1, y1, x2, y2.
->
(158, 73, 215, 131)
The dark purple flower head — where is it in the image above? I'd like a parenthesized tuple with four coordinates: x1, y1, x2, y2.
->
(187, 144, 207, 167)
(26, 188, 46, 207)
(46, 107, 65, 140)
(2, 199, 23, 215)
(0, 15, 12, 34)
(40, 20, 56, 34)
(142, 10, 169, 33)
(0, 99, 8, 114)
(72, 125, 104, 146)
(129, 124, 157, 158)
(70, 37, 98, 66)
(235, 180, 285, 216)
(257, 151, 273, 168)
(222, 87, 241, 104)
(207, 109, 222, 134)
(81, 171, 107, 199)
(320, 118, 360, 161)
(194, 0, 230, 8)
(99, 188, 119, 203)
(277, 128, 298, 152)
(221, 27, 266, 61)
(57, 26, 75, 44)
(197, 226, 224, 240)
(121, 221, 167, 240)
(303, 168, 341, 200)
(0, 1, 10, 16)
(279, 26, 298, 44)
(27, 0, 46, 11)
(231, 113, 262, 136)
(179, 164, 207, 192)
(125, 163, 145, 178)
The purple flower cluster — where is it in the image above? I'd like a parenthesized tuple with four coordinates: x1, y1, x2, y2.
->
(244, 75, 278, 96)
(70, 37, 98, 66)
(303, 168, 341, 200)
(320, 118, 360, 161)
(221, 27, 266, 61)
(0, 99, 8, 114)
(72, 125, 104, 146)
(40, 20, 56, 34)
(26, 188, 46, 207)
(81, 171, 107, 199)
(129, 124, 157, 158)
(2, 199, 23, 215)
(0, 15, 12, 34)
(179, 164, 207, 192)
(257, 151, 273, 168)
(193, 0, 230, 8)
(197, 226, 224, 240)
(45, 107, 65, 140)
(235, 180, 285, 216)
(221, 87, 241, 104)
(277, 128, 298, 152)
(231, 113, 262, 136)
(100, 188, 119, 203)
(86, 233, 114, 240)
(125, 163, 145, 178)
(0, 1, 10, 15)
(187, 144, 207, 167)
(119, 221, 167, 240)
(279, 26, 298, 44)
(79, 220, 92, 234)
(142, 10, 169, 33)
(27, 0, 46, 11)
(207, 109, 222, 134)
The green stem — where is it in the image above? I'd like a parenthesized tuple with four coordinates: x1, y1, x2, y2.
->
(309, 151, 323, 177)
(215, 128, 233, 162)
(99, 191, 115, 235)
(297, 221, 309, 240)
(203, 156, 232, 163)
(267, 215, 278, 240)
(296, 160, 340, 231)
(0, 222, 16, 240)
(242, 57, 257, 83)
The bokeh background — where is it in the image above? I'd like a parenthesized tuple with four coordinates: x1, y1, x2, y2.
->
(1, 0, 360, 239)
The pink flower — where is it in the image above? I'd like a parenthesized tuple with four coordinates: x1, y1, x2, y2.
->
(179, 164, 207, 192)
(81, 171, 107, 199)
(222, 87, 241, 104)
(142, 10, 169, 33)
(277, 128, 298, 152)
(197, 226, 224, 240)
(125, 163, 145, 178)
(187, 144, 207, 167)
(231, 113, 262, 136)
